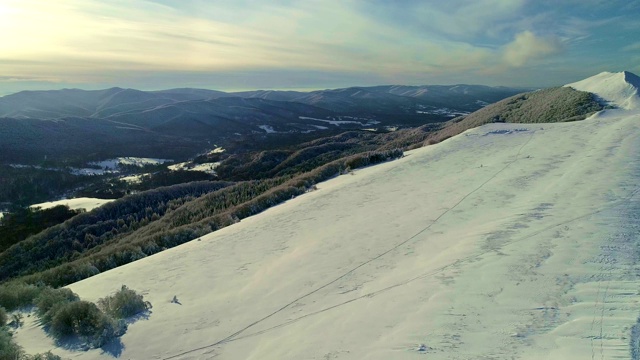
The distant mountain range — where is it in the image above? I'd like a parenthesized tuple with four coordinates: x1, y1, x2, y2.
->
(0, 84, 527, 163)
(0, 84, 526, 119)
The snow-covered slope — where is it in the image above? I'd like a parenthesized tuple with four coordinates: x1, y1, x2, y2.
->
(15, 74, 640, 359)
(565, 71, 640, 110)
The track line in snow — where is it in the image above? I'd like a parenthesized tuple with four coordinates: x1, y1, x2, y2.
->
(162, 132, 640, 360)
(230, 194, 640, 344)
(161, 132, 540, 359)
(600, 278, 610, 360)
(229, 183, 640, 342)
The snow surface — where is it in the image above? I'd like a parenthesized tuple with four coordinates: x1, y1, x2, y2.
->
(299, 116, 379, 126)
(169, 162, 220, 175)
(70, 168, 113, 176)
(120, 174, 146, 184)
(190, 162, 220, 174)
(15, 73, 640, 359)
(168, 161, 189, 171)
(258, 125, 277, 134)
(565, 71, 640, 110)
(208, 147, 225, 154)
(30, 198, 114, 211)
(416, 107, 470, 117)
(91, 157, 173, 170)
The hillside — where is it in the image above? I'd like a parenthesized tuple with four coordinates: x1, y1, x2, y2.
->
(423, 86, 603, 145)
(0, 78, 615, 284)
(8, 72, 640, 359)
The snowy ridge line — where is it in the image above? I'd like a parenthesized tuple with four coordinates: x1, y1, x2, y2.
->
(162, 131, 536, 360)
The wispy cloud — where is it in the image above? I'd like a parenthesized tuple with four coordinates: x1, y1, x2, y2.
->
(0, 0, 636, 91)
(622, 42, 640, 52)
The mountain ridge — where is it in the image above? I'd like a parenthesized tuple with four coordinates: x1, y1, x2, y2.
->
(565, 70, 640, 110)
(0, 84, 528, 120)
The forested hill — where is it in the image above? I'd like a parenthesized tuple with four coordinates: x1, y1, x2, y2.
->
(422, 86, 604, 145)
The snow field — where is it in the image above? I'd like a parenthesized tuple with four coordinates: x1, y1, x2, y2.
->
(14, 72, 640, 359)
(30, 197, 114, 212)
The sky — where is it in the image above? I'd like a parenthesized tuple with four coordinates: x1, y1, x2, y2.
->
(0, 0, 639, 95)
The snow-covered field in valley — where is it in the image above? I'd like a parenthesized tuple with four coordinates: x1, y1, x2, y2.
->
(91, 157, 173, 170)
(168, 162, 220, 174)
(14, 72, 640, 359)
(30, 197, 114, 212)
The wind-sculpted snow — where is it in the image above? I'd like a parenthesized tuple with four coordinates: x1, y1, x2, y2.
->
(566, 71, 640, 110)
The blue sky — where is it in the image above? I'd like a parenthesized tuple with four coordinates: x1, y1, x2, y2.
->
(0, 0, 638, 95)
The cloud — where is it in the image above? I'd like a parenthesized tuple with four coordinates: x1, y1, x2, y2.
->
(362, 0, 526, 41)
(0, 75, 48, 81)
(623, 42, 640, 52)
(0, 0, 502, 80)
(0, 0, 635, 91)
(502, 31, 562, 67)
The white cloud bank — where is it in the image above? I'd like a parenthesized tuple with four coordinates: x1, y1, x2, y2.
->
(502, 31, 562, 67)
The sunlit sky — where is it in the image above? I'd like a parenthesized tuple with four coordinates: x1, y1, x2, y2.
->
(1, 0, 639, 95)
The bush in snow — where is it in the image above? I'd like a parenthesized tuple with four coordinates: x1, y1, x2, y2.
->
(0, 329, 24, 359)
(0, 282, 41, 311)
(23, 352, 63, 360)
(0, 307, 7, 327)
(97, 285, 151, 319)
(49, 300, 126, 347)
(35, 287, 80, 326)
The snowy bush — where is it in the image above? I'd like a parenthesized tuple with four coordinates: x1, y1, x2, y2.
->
(49, 301, 126, 347)
(0, 329, 24, 359)
(35, 287, 80, 326)
(0, 282, 41, 311)
(23, 352, 63, 360)
(97, 285, 151, 319)
(0, 307, 7, 327)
